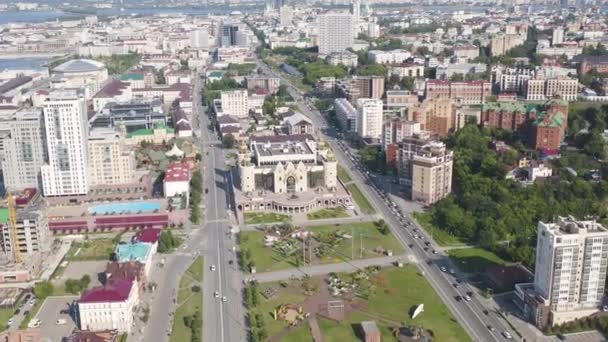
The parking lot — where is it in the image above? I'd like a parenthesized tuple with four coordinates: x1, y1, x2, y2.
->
(34, 296, 79, 341)
(55, 260, 107, 285)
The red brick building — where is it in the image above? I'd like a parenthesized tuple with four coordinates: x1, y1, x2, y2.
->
(425, 80, 492, 105)
(480, 99, 568, 151)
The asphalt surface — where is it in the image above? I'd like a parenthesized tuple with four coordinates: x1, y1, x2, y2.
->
(197, 74, 247, 342)
(257, 60, 523, 342)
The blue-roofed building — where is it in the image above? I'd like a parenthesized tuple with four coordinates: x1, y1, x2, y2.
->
(115, 242, 153, 276)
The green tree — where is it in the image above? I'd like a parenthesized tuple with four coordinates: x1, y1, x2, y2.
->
(355, 64, 386, 76)
(222, 134, 237, 149)
(34, 281, 54, 299)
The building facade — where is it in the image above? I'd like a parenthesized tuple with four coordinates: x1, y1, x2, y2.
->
(88, 129, 136, 186)
(78, 279, 139, 333)
(425, 80, 492, 105)
(532, 217, 608, 325)
(318, 12, 354, 55)
(220, 90, 249, 118)
(411, 142, 453, 205)
(40, 90, 89, 197)
(356, 98, 384, 139)
(334, 98, 357, 132)
(0, 109, 46, 191)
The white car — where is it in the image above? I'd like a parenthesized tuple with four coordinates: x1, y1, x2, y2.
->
(214, 291, 219, 298)
(7, 318, 13, 326)
(440, 267, 447, 272)
(502, 331, 512, 339)
(210, 265, 216, 271)
(222, 296, 227, 302)
(464, 295, 471, 301)
(56, 319, 67, 325)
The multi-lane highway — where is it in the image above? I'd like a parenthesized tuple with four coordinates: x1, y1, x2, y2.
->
(256, 60, 522, 342)
(196, 74, 247, 342)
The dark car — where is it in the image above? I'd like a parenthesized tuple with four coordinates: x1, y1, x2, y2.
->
(426, 260, 432, 265)
(456, 278, 463, 283)
(455, 295, 462, 301)
(453, 283, 459, 288)
(408, 244, 414, 248)
(424, 241, 431, 246)
(13, 309, 19, 315)
(466, 291, 474, 297)
(204, 188, 209, 194)
(60, 309, 70, 315)
(23, 310, 29, 316)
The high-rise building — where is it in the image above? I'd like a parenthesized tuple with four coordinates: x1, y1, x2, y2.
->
(411, 97, 455, 137)
(552, 27, 564, 46)
(336, 76, 385, 103)
(318, 12, 354, 55)
(190, 29, 209, 49)
(351, 0, 361, 36)
(279, 6, 293, 27)
(220, 90, 249, 118)
(533, 217, 608, 325)
(88, 128, 136, 186)
(220, 22, 240, 47)
(0, 109, 46, 191)
(40, 89, 89, 197)
(334, 98, 358, 132)
(356, 98, 383, 139)
(411, 141, 453, 205)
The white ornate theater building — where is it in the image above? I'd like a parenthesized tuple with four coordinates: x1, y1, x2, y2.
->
(234, 134, 352, 217)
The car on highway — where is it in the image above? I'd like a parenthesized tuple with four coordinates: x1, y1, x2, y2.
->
(454, 295, 462, 301)
(502, 331, 512, 339)
(464, 295, 471, 301)
(449, 269, 456, 275)
(13, 309, 19, 315)
(214, 291, 219, 298)
(210, 265, 216, 271)
(7, 318, 13, 326)
(56, 319, 67, 325)
(440, 266, 447, 272)
(466, 291, 474, 297)
(222, 296, 227, 302)
(205, 188, 209, 194)
(487, 325, 495, 332)
(453, 283, 459, 288)
(431, 250, 437, 254)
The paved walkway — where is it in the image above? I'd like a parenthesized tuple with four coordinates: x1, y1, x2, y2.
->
(247, 255, 412, 283)
(308, 316, 324, 342)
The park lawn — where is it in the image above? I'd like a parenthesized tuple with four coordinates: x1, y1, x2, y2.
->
(283, 323, 313, 341)
(66, 239, 116, 261)
(318, 267, 468, 342)
(307, 207, 349, 220)
(413, 212, 466, 247)
(448, 248, 507, 273)
(337, 166, 352, 183)
(0, 307, 12, 332)
(253, 280, 310, 338)
(244, 212, 292, 225)
(240, 222, 403, 273)
(170, 257, 203, 342)
(347, 184, 376, 215)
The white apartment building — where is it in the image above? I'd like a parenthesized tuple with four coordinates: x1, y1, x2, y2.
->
(40, 90, 89, 197)
(534, 217, 608, 325)
(0, 109, 46, 191)
(88, 128, 136, 186)
(368, 49, 411, 65)
(552, 27, 564, 46)
(78, 278, 139, 333)
(356, 98, 383, 139)
(326, 51, 359, 67)
(318, 12, 354, 55)
(524, 78, 579, 101)
(220, 90, 249, 118)
(334, 98, 357, 132)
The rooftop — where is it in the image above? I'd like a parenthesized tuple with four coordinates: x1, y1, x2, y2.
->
(79, 278, 133, 303)
(165, 161, 190, 182)
(133, 228, 162, 244)
(53, 59, 106, 73)
(116, 242, 152, 262)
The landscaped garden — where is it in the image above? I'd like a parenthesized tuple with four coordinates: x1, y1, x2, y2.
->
(246, 266, 468, 342)
(306, 207, 349, 220)
(244, 212, 292, 225)
(170, 257, 203, 342)
(66, 238, 117, 261)
(239, 221, 403, 273)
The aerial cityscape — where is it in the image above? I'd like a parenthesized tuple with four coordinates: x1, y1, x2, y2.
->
(1, 0, 608, 341)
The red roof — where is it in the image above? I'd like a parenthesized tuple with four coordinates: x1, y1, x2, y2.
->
(165, 161, 190, 182)
(79, 278, 133, 303)
(133, 228, 162, 244)
(94, 214, 168, 228)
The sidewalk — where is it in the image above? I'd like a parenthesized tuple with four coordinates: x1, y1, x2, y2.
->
(241, 215, 379, 231)
(248, 254, 414, 283)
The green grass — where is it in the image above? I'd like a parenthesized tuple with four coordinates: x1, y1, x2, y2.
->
(251, 280, 309, 338)
(0, 307, 12, 332)
(319, 267, 469, 342)
(337, 165, 352, 183)
(413, 212, 466, 247)
(346, 184, 376, 215)
(306, 207, 349, 220)
(283, 323, 313, 341)
(240, 222, 404, 273)
(244, 212, 292, 225)
(170, 256, 203, 342)
(448, 248, 507, 273)
(66, 239, 116, 261)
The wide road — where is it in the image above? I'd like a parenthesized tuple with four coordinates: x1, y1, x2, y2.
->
(257, 61, 521, 342)
(197, 73, 247, 342)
